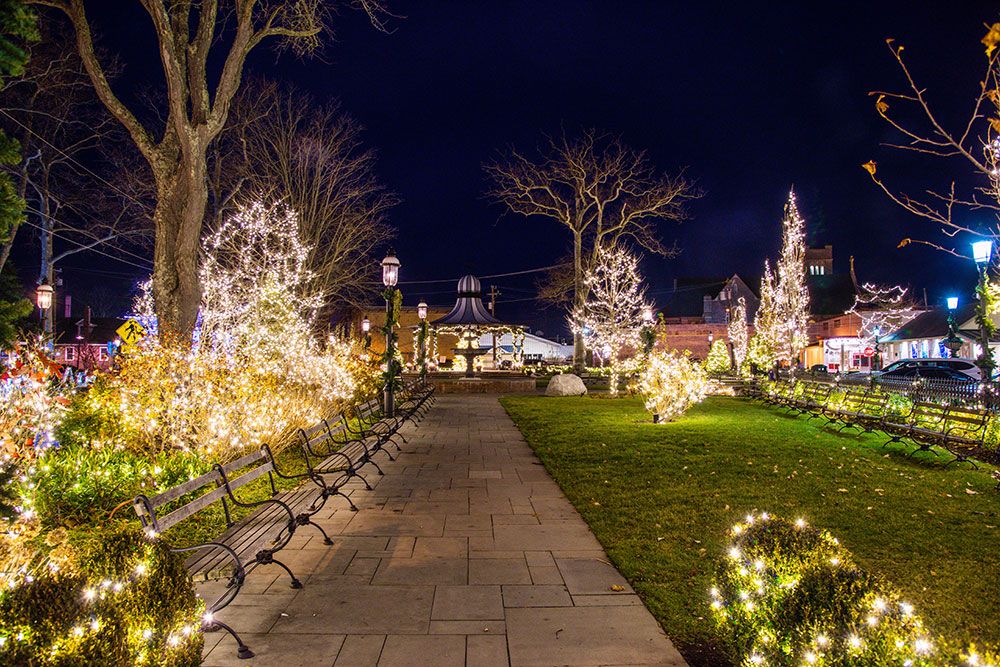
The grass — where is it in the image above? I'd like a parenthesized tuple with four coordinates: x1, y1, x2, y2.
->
(500, 395, 1000, 666)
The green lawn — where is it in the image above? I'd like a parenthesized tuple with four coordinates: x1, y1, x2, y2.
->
(500, 395, 1000, 667)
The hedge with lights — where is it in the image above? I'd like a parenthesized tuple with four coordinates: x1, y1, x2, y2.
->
(0, 524, 203, 666)
(710, 513, 998, 666)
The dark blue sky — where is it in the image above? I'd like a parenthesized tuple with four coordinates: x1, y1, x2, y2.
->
(51, 2, 1000, 334)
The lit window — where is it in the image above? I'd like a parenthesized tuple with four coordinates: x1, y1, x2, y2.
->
(65, 347, 75, 361)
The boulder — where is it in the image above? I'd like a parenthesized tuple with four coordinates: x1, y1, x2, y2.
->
(545, 373, 588, 397)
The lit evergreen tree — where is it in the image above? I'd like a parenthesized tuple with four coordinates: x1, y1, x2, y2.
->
(704, 338, 731, 374)
(748, 260, 778, 370)
(728, 297, 749, 374)
(773, 188, 810, 364)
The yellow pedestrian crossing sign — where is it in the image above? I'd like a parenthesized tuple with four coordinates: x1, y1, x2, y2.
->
(116, 318, 147, 346)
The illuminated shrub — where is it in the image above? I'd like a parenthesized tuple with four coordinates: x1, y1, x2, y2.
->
(639, 349, 710, 421)
(0, 524, 203, 666)
(710, 513, 998, 666)
(704, 338, 732, 375)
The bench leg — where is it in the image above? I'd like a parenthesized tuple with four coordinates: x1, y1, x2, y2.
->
(337, 489, 359, 511)
(206, 619, 254, 660)
(256, 550, 303, 589)
(306, 517, 335, 545)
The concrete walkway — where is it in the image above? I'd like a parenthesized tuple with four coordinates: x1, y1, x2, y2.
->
(201, 395, 687, 667)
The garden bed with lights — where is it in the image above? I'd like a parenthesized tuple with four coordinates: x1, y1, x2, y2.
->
(500, 394, 1000, 666)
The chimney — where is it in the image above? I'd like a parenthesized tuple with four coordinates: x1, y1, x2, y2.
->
(64, 294, 72, 318)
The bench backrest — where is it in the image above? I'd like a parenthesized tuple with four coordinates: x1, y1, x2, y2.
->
(133, 449, 275, 534)
(944, 405, 991, 436)
(909, 401, 947, 428)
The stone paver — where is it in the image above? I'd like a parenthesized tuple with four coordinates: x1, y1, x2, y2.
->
(201, 395, 687, 666)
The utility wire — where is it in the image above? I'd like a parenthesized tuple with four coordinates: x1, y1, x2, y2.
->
(22, 205, 153, 267)
(18, 217, 153, 272)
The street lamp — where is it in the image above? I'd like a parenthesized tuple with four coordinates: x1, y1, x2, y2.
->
(417, 301, 428, 380)
(972, 239, 994, 383)
(642, 306, 653, 324)
(944, 296, 963, 358)
(640, 306, 655, 355)
(361, 316, 371, 349)
(381, 250, 401, 417)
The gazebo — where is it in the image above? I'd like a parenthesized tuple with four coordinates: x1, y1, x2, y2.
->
(428, 275, 524, 378)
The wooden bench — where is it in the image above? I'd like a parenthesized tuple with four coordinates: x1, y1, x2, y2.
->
(133, 447, 331, 660)
(882, 400, 949, 457)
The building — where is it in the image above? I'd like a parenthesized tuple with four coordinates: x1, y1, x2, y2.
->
(805, 244, 833, 276)
(476, 330, 572, 365)
(880, 304, 999, 364)
(702, 274, 760, 324)
(51, 309, 123, 371)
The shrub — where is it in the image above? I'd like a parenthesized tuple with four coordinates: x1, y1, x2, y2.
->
(709, 513, 998, 666)
(0, 524, 203, 666)
(639, 349, 710, 422)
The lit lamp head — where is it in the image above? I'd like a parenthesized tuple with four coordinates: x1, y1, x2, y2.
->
(947, 296, 959, 311)
(361, 317, 370, 334)
(872, 326, 881, 338)
(642, 306, 654, 324)
(35, 279, 53, 310)
(972, 239, 993, 266)
(381, 250, 400, 287)
(417, 301, 428, 321)
(708, 331, 714, 343)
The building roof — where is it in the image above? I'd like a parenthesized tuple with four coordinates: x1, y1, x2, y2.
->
(881, 304, 978, 342)
(431, 274, 503, 326)
(663, 277, 729, 317)
(53, 316, 123, 345)
(807, 274, 857, 316)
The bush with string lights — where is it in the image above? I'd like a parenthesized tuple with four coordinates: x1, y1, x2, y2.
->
(709, 512, 998, 666)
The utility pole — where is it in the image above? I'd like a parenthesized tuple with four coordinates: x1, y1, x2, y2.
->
(488, 285, 500, 364)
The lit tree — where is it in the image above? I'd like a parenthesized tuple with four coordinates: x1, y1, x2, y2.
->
(33, 0, 392, 339)
(486, 129, 698, 372)
(748, 260, 778, 370)
(728, 297, 749, 374)
(571, 243, 650, 396)
(773, 189, 810, 364)
(847, 283, 919, 345)
(639, 349, 710, 422)
(704, 338, 731, 375)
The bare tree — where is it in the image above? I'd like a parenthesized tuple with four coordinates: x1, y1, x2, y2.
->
(209, 82, 396, 311)
(864, 24, 1000, 257)
(0, 21, 147, 333)
(486, 129, 698, 370)
(30, 0, 392, 339)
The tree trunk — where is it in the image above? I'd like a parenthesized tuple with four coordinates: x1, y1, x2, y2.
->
(151, 147, 207, 341)
(573, 232, 585, 373)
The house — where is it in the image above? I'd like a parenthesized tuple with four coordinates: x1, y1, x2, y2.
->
(880, 303, 998, 364)
(51, 308, 123, 371)
(702, 274, 760, 324)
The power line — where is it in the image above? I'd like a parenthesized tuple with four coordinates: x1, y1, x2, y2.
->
(22, 205, 153, 267)
(18, 217, 153, 272)
(0, 109, 146, 208)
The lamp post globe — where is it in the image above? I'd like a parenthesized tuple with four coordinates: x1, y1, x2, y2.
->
(361, 317, 370, 333)
(417, 302, 427, 320)
(381, 251, 400, 287)
(35, 280, 53, 311)
(642, 306, 653, 324)
(947, 296, 959, 311)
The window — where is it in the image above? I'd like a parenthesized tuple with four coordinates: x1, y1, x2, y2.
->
(64, 346, 75, 361)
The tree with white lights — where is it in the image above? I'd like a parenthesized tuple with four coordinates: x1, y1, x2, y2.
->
(704, 338, 731, 374)
(728, 297, 749, 374)
(847, 283, 918, 345)
(773, 189, 810, 364)
(639, 349, 710, 422)
(749, 260, 779, 370)
(571, 244, 650, 396)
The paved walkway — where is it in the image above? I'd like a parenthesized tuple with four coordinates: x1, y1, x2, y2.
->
(201, 395, 687, 667)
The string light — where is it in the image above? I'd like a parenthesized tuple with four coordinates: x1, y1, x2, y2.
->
(639, 349, 711, 422)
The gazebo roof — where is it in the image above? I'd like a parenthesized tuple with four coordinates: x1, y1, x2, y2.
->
(431, 275, 503, 326)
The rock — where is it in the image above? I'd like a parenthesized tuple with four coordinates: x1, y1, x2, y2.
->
(545, 373, 588, 396)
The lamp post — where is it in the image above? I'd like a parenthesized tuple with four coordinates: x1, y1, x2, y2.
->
(36, 279, 53, 336)
(944, 296, 963, 358)
(381, 251, 400, 417)
(872, 326, 882, 372)
(417, 301, 428, 381)
(641, 306, 655, 356)
(972, 239, 994, 383)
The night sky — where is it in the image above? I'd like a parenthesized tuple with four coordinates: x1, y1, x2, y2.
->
(40, 1, 1000, 336)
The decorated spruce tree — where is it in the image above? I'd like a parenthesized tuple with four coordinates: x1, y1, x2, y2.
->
(728, 297, 749, 374)
(704, 338, 731, 374)
(773, 189, 810, 364)
(571, 244, 650, 396)
(749, 260, 779, 370)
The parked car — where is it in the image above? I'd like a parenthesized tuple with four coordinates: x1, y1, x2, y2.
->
(809, 364, 828, 374)
(874, 358, 981, 381)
